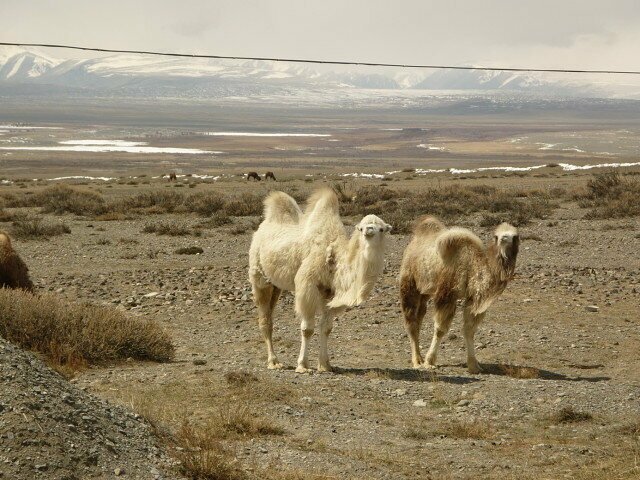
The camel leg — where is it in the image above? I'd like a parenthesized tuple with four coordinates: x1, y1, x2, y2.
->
(294, 288, 320, 374)
(424, 301, 456, 369)
(463, 306, 485, 374)
(317, 307, 335, 373)
(253, 283, 282, 369)
(400, 275, 429, 368)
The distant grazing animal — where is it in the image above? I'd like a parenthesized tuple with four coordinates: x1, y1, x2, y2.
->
(399, 217, 519, 373)
(168, 172, 177, 182)
(247, 172, 261, 181)
(0, 231, 34, 292)
(249, 188, 391, 372)
(265, 171, 277, 181)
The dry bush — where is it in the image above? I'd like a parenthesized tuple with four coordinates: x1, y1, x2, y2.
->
(10, 217, 70, 240)
(406, 418, 493, 440)
(0, 289, 174, 368)
(223, 193, 263, 216)
(208, 403, 285, 439)
(143, 222, 199, 236)
(224, 370, 258, 386)
(498, 364, 541, 379)
(115, 190, 185, 214)
(580, 171, 640, 219)
(198, 212, 232, 228)
(338, 184, 555, 233)
(188, 192, 226, 216)
(548, 406, 593, 424)
(174, 422, 244, 480)
(175, 246, 204, 255)
(35, 184, 107, 216)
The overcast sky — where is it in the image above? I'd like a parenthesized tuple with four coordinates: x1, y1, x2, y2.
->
(2, 0, 640, 71)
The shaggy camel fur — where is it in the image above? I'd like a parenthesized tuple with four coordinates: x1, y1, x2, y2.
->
(0, 231, 34, 292)
(249, 188, 391, 372)
(400, 217, 519, 373)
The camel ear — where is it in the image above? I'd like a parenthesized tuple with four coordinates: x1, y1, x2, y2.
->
(384, 223, 392, 232)
(357, 225, 362, 231)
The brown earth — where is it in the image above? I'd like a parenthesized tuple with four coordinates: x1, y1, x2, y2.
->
(1, 170, 639, 479)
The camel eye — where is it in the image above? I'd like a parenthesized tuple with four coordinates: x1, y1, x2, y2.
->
(379, 227, 384, 232)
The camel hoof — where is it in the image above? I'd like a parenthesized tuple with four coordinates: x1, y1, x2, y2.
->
(295, 366, 312, 374)
(423, 362, 438, 370)
(467, 362, 483, 374)
(317, 364, 333, 373)
(267, 361, 284, 370)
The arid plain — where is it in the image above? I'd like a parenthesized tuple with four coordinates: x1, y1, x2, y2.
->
(1, 107, 639, 479)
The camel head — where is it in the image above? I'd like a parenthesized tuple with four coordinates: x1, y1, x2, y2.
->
(492, 223, 519, 277)
(356, 214, 392, 243)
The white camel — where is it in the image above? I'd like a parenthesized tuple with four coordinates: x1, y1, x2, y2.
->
(399, 216, 519, 373)
(249, 188, 391, 373)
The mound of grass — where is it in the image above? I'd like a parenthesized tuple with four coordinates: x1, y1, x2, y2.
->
(175, 246, 204, 255)
(143, 222, 199, 237)
(580, 171, 640, 219)
(10, 217, 70, 240)
(115, 190, 185, 214)
(35, 184, 107, 216)
(224, 370, 259, 386)
(0, 289, 174, 369)
(187, 192, 226, 216)
(223, 192, 263, 216)
(549, 406, 593, 424)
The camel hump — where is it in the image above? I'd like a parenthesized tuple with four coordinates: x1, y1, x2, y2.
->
(436, 227, 484, 262)
(304, 187, 339, 216)
(263, 191, 302, 224)
(413, 215, 445, 237)
(0, 231, 11, 251)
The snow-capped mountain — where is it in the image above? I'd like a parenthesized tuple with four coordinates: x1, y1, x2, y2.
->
(0, 46, 622, 98)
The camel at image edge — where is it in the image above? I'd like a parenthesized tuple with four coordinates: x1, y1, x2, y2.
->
(249, 188, 391, 372)
(0, 231, 34, 292)
(400, 216, 519, 373)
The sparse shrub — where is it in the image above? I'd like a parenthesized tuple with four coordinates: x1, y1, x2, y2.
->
(173, 422, 244, 480)
(225, 370, 258, 386)
(175, 246, 204, 255)
(116, 190, 185, 214)
(10, 217, 70, 240)
(580, 171, 640, 219)
(549, 406, 593, 424)
(0, 289, 174, 369)
(188, 192, 226, 216)
(35, 184, 107, 216)
(199, 212, 232, 228)
(143, 222, 193, 236)
(223, 193, 262, 216)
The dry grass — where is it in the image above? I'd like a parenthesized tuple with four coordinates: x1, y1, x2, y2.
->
(10, 216, 70, 240)
(339, 184, 556, 233)
(0, 288, 174, 369)
(224, 370, 259, 386)
(173, 422, 245, 480)
(143, 222, 201, 236)
(497, 364, 541, 379)
(548, 406, 593, 424)
(580, 171, 640, 219)
(175, 246, 204, 255)
(405, 417, 494, 441)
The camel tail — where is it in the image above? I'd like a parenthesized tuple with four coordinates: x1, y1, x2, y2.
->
(436, 228, 484, 262)
(412, 215, 446, 238)
(263, 191, 302, 224)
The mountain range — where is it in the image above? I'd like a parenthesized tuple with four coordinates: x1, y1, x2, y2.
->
(0, 47, 636, 99)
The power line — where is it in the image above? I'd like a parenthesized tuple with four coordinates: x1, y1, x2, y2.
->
(1, 41, 640, 75)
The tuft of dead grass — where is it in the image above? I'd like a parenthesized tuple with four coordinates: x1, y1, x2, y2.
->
(224, 370, 259, 386)
(143, 222, 200, 237)
(548, 406, 593, 424)
(10, 216, 70, 240)
(0, 288, 174, 369)
(498, 364, 541, 379)
(579, 171, 640, 219)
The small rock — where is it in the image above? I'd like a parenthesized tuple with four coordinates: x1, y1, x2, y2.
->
(413, 399, 427, 407)
(114, 467, 124, 476)
(585, 305, 599, 312)
(457, 399, 470, 407)
(193, 359, 207, 366)
(393, 388, 407, 397)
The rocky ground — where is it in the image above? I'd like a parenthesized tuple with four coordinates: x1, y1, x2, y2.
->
(1, 172, 639, 479)
(0, 337, 181, 480)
